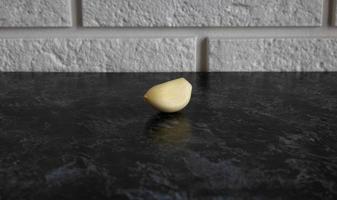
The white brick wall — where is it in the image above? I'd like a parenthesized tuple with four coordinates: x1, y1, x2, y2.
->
(0, 0, 337, 72)
(82, 0, 323, 27)
(0, 38, 196, 72)
(0, 0, 71, 27)
(208, 38, 337, 71)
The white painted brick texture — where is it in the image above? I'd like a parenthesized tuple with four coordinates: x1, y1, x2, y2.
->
(0, 38, 196, 72)
(82, 0, 323, 27)
(0, 0, 71, 27)
(208, 38, 337, 72)
(0, 0, 337, 72)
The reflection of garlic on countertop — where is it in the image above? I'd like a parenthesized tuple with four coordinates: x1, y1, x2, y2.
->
(145, 113, 191, 144)
(144, 78, 192, 113)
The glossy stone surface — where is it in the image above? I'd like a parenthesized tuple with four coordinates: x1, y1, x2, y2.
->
(0, 73, 337, 200)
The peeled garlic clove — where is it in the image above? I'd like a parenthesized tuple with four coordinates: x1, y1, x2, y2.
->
(144, 78, 192, 113)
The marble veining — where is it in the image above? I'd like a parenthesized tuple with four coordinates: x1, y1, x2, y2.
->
(0, 73, 337, 200)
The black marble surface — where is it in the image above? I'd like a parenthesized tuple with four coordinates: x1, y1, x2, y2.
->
(0, 73, 337, 200)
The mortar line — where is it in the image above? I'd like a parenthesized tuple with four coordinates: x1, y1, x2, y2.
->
(197, 37, 208, 72)
(332, 0, 337, 25)
(71, 0, 77, 28)
(322, 0, 330, 27)
(196, 38, 202, 72)
(71, 0, 81, 28)
(1, 28, 337, 38)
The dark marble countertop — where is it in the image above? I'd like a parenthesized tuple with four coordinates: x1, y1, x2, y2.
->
(0, 73, 337, 200)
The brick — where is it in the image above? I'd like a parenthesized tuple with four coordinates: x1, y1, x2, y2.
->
(82, 0, 323, 27)
(0, 0, 71, 27)
(0, 38, 196, 72)
(208, 38, 337, 71)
